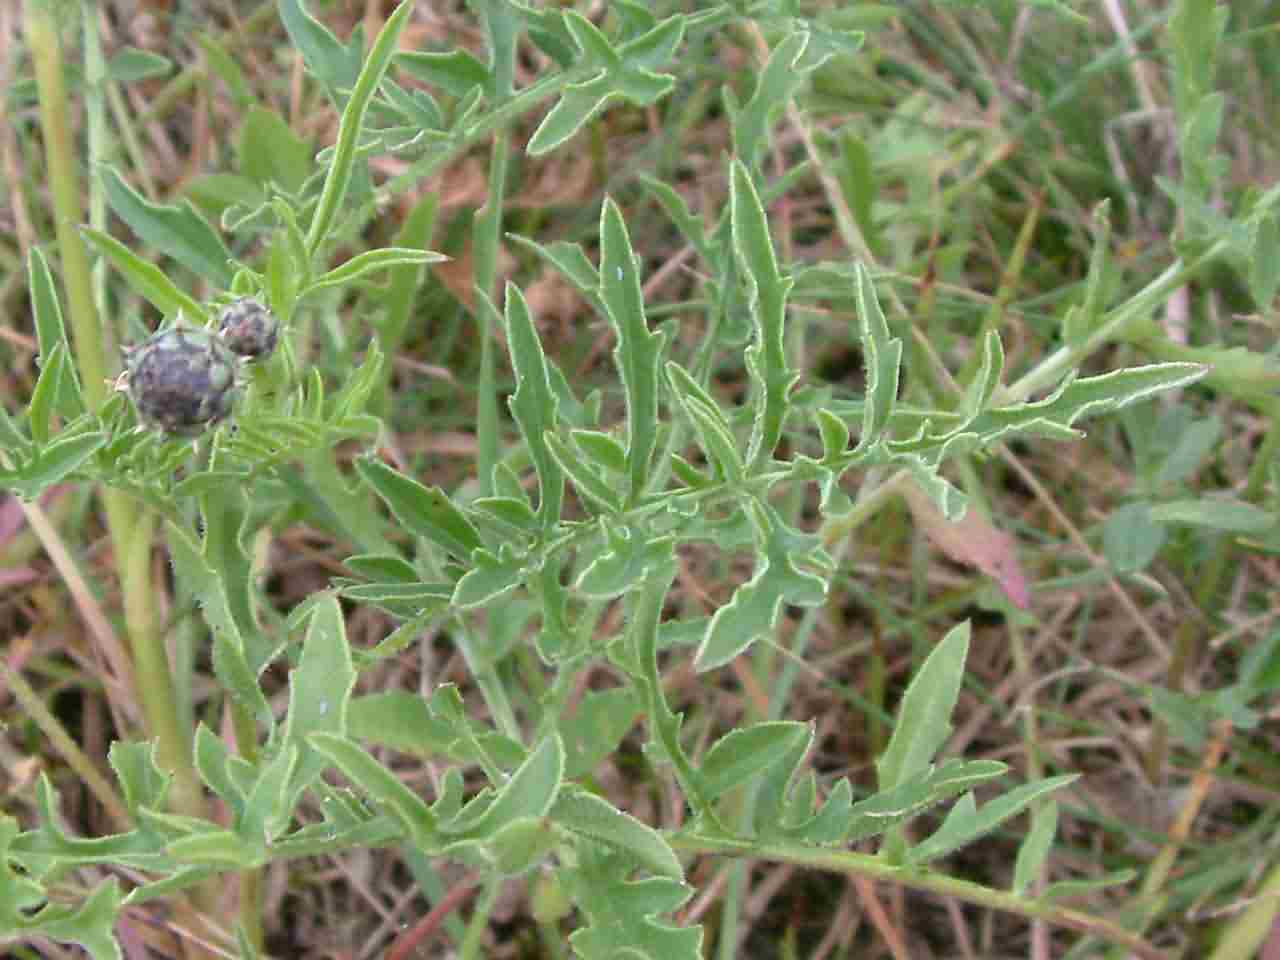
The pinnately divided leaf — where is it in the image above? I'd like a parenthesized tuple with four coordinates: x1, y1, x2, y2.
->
(19, 876, 125, 960)
(302, 247, 447, 298)
(165, 520, 273, 728)
(560, 851, 701, 960)
(309, 732, 438, 849)
(527, 14, 684, 156)
(665, 361, 743, 483)
(998, 363, 1208, 432)
(699, 721, 810, 798)
(599, 198, 666, 504)
(443, 735, 564, 841)
(904, 775, 1079, 867)
(852, 262, 901, 450)
(730, 160, 797, 468)
(504, 283, 564, 526)
(695, 502, 828, 672)
(730, 31, 813, 166)
(451, 544, 526, 610)
(278, 0, 362, 95)
(575, 523, 675, 598)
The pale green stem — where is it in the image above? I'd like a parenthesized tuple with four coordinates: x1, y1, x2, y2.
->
(819, 468, 911, 548)
(1005, 241, 1228, 404)
(25, 0, 204, 818)
(671, 835, 1166, 960)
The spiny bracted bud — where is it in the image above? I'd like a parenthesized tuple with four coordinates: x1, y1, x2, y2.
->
(121, 325, 239, 436)
(217, 297, 279, 361)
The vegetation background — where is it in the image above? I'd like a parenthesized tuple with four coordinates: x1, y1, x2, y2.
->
(3, 0, 1280, 958)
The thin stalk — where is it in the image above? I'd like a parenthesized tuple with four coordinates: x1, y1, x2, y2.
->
(26, 2, 106, 403)
(1008, 624, 1044, 783)
(1007, 619, 1050, 951)
(104, 83, 157, 200)
(304, 0, 411, 256)
(459, 159, 521, 737)
(25, 0, 203, 818)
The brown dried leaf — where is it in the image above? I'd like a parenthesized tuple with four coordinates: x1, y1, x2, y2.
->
(902, 482, 1030, 609)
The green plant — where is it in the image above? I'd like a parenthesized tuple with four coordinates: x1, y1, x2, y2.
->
(5, 1, 1249, 958)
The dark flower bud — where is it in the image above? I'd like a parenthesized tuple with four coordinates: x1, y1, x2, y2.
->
(122, 326, 239, 436)
(217, 297, 279, 361)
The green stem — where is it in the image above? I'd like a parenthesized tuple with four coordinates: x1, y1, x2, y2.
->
(670, 835, 1166, 960)
(81, 0, 110, 322)
(1005, 241, 1229, 404)
(819, 468, 911, 548)
(460, 0, 519, 737)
